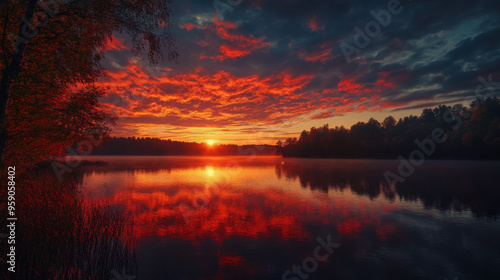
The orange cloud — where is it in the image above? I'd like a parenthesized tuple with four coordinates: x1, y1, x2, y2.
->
(97, 60, 399, 141)
(98, 60, 317, 126)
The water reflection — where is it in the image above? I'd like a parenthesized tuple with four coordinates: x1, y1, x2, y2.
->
(275, 159, 500, 216)
(78, 156, 500, 280)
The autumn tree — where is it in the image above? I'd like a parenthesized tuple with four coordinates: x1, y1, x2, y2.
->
(0, 0, 178, 167)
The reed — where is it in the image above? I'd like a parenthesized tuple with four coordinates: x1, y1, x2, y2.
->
(0, 168, 136, 279)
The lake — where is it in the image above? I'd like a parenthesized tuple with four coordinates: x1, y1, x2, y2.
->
(78, 156, 500, 280)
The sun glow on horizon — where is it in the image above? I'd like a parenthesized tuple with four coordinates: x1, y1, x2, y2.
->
(206, 140, 216, 146)
(205, 166, 215, 177)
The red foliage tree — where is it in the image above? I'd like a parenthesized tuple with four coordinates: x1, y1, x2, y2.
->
(0, 0, 178, 168)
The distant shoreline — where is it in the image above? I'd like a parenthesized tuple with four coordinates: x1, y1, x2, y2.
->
(64, 155, 500, 161)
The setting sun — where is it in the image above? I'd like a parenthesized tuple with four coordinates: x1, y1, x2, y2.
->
(206, 140, 215, 146)
(205, 166, 215, 177)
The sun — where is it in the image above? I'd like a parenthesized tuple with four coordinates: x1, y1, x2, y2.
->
(206, 140, 215, 146)
(205, 166, 215, 177)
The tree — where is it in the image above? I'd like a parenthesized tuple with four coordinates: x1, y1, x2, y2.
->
(382, 116, 396, 130)
(462, 97, 500, 157)
(0, 0, 178, 166)
(277, 98, 500, 159)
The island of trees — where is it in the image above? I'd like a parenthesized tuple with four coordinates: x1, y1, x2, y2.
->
(88, 137, 276, 156)
(276, 97, 500, 159)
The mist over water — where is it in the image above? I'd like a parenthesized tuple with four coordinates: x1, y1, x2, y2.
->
(79, 156, 500, 280)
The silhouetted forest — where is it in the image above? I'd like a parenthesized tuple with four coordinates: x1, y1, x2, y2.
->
(277, 97, 500, 159)
(88, 137, 276, 156)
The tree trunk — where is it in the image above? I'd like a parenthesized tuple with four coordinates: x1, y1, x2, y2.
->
(0, 0, 38, 162)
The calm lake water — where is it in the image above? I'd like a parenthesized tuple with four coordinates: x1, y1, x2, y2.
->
(78, 156, 500, 280)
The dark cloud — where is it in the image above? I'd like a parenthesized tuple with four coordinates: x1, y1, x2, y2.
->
(97, 0, 500, 141)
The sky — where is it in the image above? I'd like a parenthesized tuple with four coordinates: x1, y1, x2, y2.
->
(98, 0, 500, 145)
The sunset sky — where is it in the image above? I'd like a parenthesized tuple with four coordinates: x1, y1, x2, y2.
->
(98, 0, 500, 144)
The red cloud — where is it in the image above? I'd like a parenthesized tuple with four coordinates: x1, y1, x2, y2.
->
(296, 41, 338, 63)
(98, 60, 316, 127)
(213, 18, 239, 29)
(179, 22, 201, 31)
(338, 72, 401, 96)
(338, 79, 370, 94)
(103, 35, 128, 51)
(218, 44, 252, 60)
(375, 72, 396, 88)
(298, 48, 336, 63)
(181, 18, 270, 61)
(307, 15, 325, 32)
(97, 61, 404, 141)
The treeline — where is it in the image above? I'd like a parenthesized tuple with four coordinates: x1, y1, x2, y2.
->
(277, 97, 500, 159)
(88, 137, 276, 156)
